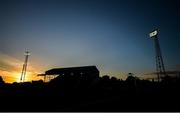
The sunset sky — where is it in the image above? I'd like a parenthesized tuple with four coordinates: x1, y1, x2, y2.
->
(0, 0, 179, 83)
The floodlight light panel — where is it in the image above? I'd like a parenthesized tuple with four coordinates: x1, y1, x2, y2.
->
(149, 30, 158, 38)
(24, 51, 30, 55)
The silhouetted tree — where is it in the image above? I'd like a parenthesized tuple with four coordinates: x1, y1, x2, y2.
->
(0, 76, 5, 84)
(126, 74, 135, 82)
(102, 75, 110, 81)
(111, 76, 117, 81)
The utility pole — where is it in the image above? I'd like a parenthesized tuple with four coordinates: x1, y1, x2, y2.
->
(20, 51, 30, 82)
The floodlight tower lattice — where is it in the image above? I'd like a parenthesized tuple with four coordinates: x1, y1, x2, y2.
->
(149, 29, 166, 82)
(20, 51, 30, 82)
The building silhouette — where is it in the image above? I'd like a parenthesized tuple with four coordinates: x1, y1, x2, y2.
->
(40, 66, 99, 82)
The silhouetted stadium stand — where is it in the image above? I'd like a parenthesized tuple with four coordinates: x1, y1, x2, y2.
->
(46, 65, 99, 81)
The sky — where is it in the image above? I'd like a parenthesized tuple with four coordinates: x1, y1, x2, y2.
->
(0, 0, 179, 83)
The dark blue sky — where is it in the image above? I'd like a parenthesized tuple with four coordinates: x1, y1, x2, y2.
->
(0, 0, 179, 79)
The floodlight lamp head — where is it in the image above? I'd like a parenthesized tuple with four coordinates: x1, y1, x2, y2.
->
(149, 29, 158, 38)
(24, 51, 30, 56)
(149, 28, 159, 38)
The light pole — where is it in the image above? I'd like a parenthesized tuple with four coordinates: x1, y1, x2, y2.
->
(149, 29, 166, 82)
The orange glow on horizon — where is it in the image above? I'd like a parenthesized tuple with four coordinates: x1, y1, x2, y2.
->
(0, 70, 42, 83)
(0, 52, 44, 83)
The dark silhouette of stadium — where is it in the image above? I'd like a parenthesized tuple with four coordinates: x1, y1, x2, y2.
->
(0, 66, 180, 112)
(45, 66, 99, 82)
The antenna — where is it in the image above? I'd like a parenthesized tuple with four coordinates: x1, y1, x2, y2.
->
(20, 50, 30, 82)
(149, 29, 166, 82)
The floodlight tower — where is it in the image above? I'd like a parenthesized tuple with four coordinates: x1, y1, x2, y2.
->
(20, 51, 30, 82)
(149, 29, 166, 82)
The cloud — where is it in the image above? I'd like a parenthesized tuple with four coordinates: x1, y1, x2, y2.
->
(0, 52, 22, 71)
